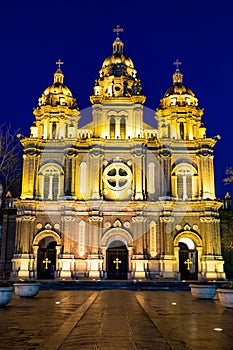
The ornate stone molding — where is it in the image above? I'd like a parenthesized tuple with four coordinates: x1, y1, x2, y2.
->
(200, 216, 219, 223)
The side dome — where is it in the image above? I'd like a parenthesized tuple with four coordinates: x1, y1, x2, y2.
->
(160, 62, 198, 108)
(164, 82, 195, 97)
(38, 63, 77, 109)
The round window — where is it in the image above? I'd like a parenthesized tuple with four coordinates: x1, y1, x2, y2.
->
(103, 163, 132, 191)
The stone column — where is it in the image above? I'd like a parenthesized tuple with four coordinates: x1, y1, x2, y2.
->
(87, 215, 103, 278)
(90, 147, 102, 199)
(159, 149, 171, 198)
(132, 146, 144, 200)
(200, 216, 225, 279)
(131, 215, 147, 278)
(159, 215, 175, 278)
(61, 215, 75, 254)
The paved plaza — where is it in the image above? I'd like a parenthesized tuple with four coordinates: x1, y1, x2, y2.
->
(0, 289, 233, 349)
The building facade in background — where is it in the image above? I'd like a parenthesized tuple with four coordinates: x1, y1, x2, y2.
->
(12, 29, 225, 280)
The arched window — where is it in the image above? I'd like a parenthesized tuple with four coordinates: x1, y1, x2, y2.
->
(38, 164, 63, 200)
(110, 118, 115, 139)
(177, 168, 193, 200)
(43, 167, 60, 200)
(120, 117, 126, 139)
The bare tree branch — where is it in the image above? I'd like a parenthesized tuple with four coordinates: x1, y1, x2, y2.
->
(0, 123, 22, 198)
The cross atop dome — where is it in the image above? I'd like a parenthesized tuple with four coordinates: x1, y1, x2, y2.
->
(113, 25, 123, 38)
(173, 59, 182, 71)
(56, 59, 64, 70)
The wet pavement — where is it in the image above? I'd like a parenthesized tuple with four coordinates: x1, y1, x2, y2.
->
(0, 289, 233, 349)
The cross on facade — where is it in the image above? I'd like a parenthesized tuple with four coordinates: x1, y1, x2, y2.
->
(184, 258, 192, 271)
(43, 257, 51, 269)
(56, 59, 64, 70)
(173, 59, 182, 70)
(113, 257, 121, 270)
(113, 25, 123, 37)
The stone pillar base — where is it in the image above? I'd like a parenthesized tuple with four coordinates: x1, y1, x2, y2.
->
(201, 255, 226, 280)
(58, 254, 74, 279)
(11, 254, 34, 279)
(133, 271, 146, 279)
(87, 255, 103, 279)
(131, 256, 147, 279)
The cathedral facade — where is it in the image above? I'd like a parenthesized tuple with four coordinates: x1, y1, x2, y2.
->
(12, 29, 225, 280)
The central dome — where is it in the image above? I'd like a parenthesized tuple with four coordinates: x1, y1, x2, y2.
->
(99, 37, 136, 79)
(102, 37, 134, 71)
(92, 27, 144, 99)
(102, 53, 134, 69)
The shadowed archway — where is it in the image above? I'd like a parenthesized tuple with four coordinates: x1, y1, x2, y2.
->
(106, 240, 128, 280)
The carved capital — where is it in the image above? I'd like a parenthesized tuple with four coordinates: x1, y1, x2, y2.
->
(200, 216, 219, 223)
(132, 216, 146, 223)
(61, 216, 76, 222)
(21, 215, 36, 222)
(88, 216, 103, 222)
(160, 216, 174, 223)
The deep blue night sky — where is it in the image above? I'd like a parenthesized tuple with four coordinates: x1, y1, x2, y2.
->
(0, 0, 233, 198)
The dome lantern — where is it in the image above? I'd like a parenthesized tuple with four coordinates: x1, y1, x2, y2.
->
(54, 59, 64, 84)
(112, 25, 124, 54)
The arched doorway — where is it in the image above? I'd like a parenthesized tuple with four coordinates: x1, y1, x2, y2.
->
(37, 239, 57, 279)
(179, 239, 198, 280)
(106, 240, 128, 279)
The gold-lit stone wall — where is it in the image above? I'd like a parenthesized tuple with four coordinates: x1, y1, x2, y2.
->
(12, 32, 225, 280)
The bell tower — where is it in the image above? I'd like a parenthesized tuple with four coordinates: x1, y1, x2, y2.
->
(21, 61, 80, 200)
(156, 60, 217, 200)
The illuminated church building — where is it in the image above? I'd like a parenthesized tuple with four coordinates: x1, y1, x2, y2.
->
(12, 28, 225, 280)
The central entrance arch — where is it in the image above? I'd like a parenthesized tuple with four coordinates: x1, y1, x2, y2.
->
(106, 240, 128, 279)
(179, 241, 198, 280)
(37, 239, 57, 279)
